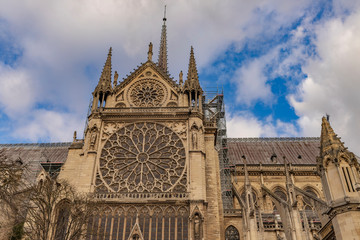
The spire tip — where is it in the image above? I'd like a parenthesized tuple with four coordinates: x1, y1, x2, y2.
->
(163, 5, 167, 22)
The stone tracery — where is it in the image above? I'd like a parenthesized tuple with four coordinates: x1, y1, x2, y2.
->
(225, 225, 240, 240)
(129, 79, 167, 107)
(96, 122, 187, 193)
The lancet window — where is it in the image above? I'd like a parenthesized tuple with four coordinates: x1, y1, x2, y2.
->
(54, 201, 70, 240)
(86, 205, 189, 240)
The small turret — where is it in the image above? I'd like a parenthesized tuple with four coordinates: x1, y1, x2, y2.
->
(318, 116, 359, 200)
(184, 47, 203, 110)
(320, 116, 349, 159)
(317, 116, 360, 239)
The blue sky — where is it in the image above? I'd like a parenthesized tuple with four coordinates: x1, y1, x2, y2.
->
(0, 0, 360, 154)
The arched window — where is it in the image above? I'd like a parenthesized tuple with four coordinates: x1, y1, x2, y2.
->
(225, 225, 240, 240)
(54, 202, 70, 240)
(240, 191, 257, 206)
(273, 187, 287, 201)
(304, 187, 318, 198)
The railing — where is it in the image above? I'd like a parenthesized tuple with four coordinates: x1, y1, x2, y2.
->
(101, 107, 190, 114)
(94, 192, 189, 200)
(224, 209, 242, 216)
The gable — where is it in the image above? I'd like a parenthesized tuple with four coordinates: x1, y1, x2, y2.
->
(112, 61, 180, 108)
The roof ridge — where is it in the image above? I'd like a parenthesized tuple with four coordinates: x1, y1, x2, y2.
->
(0, 142, 72, 147)
(227, 137, 319, 142)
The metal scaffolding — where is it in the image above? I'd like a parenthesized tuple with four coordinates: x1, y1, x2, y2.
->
(204, 87, 233, 210)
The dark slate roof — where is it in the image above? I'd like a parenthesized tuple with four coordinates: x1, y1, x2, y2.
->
(0, 142, 71, 183)
(227, 138, 320, 165)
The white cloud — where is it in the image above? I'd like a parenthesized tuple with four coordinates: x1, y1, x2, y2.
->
(0, 0, 359, 148)
(290, 9, 360, 154)
(0, 64, 37, 117)
(13, 109, 84, 142)
(0, 0, 317, 142)
(227, 112, 297, 138)
(232, 59, 273, 106)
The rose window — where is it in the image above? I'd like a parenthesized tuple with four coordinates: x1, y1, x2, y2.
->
(97, 122, 187, 193)
(129, 80, 166, 107)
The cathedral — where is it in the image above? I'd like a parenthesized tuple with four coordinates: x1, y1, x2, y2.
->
(1, 15, 360, 240)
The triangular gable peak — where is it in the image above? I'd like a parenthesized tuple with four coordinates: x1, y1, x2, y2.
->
(127, 217, 144, 240)
(111, 60, 180, 108)
(116, 60, 177, 92)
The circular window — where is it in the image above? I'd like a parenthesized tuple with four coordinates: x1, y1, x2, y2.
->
(128, 80, 167, 107)
(98, 122, 186, 192)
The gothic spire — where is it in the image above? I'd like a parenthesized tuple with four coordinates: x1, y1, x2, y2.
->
(320, 116, 347, 158)
(157, 6, 168, 72)
(96, 47, 112, 92)
(184, 46, 201, 91)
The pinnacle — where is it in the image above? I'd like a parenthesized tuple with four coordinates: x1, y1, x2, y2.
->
(320, 116, 346, 157)
(96, 47, 112, 92)
(184, 46, 201, 90)
(242, 155, 250, 185)
(157, 17, 168, 72)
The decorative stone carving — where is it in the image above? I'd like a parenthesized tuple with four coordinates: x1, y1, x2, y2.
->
(89, 125, 99, 151)
(166, 121, 187, 140)
(116, 91, 124, 101)
(102, 122, 126, 140)
(96, 122, 187, 193)
(128, 79, 167, 107)
(167, 102, 178, 107)
(170, 90, 178, 101)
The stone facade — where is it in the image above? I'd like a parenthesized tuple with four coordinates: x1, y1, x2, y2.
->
(58, 17, 224, 240)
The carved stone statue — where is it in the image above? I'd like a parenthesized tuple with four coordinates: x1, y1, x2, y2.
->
(114, 71, 119, 86)
(192, 131, 198, 150)
(179, 71, 183, 85)
(90, 130, 97, 150)
(194, 214, 201, 240)
(148, 42, 153, 61)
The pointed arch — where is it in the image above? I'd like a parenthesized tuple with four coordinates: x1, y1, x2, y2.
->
(225, 225, 240, 240)
(190, 206, 204, 220)
(177, 206, 189, 240)
(151, 206, 163, 240)
(190, 207, 203, 240)
(271, 186, 288, 201)
(54, 199, 71, 240)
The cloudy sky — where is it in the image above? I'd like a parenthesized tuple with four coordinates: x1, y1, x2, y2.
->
(0, 0, 360, 154)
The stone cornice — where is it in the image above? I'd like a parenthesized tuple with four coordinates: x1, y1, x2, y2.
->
(88, 107, 195, 120)
(234, 164, 318, 176)
(326, 201, 360, 219)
